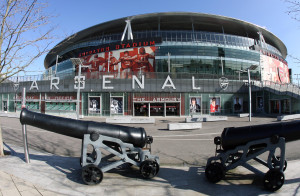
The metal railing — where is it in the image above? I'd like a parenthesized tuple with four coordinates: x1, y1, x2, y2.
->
(253, 81, 300, 99)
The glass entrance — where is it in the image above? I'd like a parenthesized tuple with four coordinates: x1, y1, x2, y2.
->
(150, 103, 164, 116)
(134, 102, 180, 116)
(166, 103, 180, 116)
(281, 99, 290, 114)
(134, 103, 148, 116)
(3, 101, 7, 112)
(270, 100, 280, 114)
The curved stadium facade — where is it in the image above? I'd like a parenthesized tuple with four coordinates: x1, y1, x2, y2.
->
(0, 12, 296, 117)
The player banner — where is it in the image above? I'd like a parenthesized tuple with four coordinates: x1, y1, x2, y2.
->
(78, 46, 156, 79)
(89, 96, 101, 114)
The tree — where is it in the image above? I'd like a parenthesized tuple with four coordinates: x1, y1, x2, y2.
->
(285, 0, 300, 77)
(0, 0, 54, 156)
(285, 0, 300, 22)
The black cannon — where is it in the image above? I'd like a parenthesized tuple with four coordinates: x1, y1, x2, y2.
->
(20, 109, 159, 185)
(205, 121, 300, 191)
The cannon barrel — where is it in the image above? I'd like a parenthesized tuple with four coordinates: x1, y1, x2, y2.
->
(20, 108, 148, 148)
(221, 121, 300, 150)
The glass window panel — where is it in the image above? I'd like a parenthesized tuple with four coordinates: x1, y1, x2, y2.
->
(182, 32, 187, 42)
(171, 32, 176, 41)
(166, 32, 171, 41)
(219, 35, 224, 44)
(208, 33, 212, 42)
(231, 36, 236, 46)
(203, 33, 207, 42)
(187, 32, 192, 41)
(225, 36, 230, 44)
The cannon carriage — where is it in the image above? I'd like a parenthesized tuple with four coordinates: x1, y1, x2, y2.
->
(205, 121, 300, 191)
(20, 108, 159, 185)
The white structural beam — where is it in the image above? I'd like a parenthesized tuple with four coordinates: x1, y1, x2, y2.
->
(121, 20, 133, 41)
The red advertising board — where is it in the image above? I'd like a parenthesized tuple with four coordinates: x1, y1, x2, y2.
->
(77, 46, 156, 79)
(261, 55, 290, 84)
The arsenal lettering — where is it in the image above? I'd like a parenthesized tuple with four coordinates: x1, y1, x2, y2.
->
(27, 75, 207, 92)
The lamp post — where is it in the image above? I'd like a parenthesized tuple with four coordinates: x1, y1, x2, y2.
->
(167, 52, 171, 73)
(70, 58, 89, 119)
(55, 55, 62, 76)
(220, 56, 224, 75)
(248, 68, 252, 121)
(240, 65, 258, 122)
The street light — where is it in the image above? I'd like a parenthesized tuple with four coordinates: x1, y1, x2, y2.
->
(70, 58, 89, 120)
(55, 55, 62, 76)
(240, 65, 258, 122)
(220, 56, 224, 75)
(167, 52, 171, 73)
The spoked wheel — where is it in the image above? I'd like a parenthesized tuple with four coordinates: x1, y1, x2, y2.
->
(263, 169, 285, 192)
(82, 164, 103, 185)
(140, 160, 160, 179)
(271, 156, 287, 172)
(205, 162, 225, 183)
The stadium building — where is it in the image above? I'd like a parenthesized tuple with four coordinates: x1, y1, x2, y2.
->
(1, 12, 298, 117)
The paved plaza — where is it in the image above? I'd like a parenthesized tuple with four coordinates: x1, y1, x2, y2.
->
(0, 114, 300, 195)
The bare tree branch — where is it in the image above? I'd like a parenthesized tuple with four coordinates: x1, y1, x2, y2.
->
(288, 55, 300, 64)
(0, 0, 55, 156)
(284, 0, 300, 66)
(0, 0, 54, 83)
(285, 0, 300, 22)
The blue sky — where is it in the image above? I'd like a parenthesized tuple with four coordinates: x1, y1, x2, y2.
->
(29, 0, 300, 81)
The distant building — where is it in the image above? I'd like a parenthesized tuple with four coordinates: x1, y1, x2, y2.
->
(0, 12, 296, 117)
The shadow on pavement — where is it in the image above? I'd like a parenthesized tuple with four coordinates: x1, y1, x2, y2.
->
(4, 142, 84, 185)
(3, 142, 300, 195)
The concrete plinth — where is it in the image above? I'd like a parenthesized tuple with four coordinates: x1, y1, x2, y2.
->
(238, 113, 253, 118)
(277, 114, 300, 121)
(168, 123, 202, 130)
(106, 117, 155, 124)
(186, 116, 227, 122)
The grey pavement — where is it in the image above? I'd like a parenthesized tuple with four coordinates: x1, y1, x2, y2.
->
(0, 143, 300, 196)
(1, 112, 300, 195)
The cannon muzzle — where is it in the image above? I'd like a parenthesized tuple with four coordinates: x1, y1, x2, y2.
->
(221, 121, 300, 150)
(20, 108, 148, 148)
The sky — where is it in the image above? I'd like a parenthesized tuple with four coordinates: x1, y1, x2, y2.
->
(27, 0, 300, 82)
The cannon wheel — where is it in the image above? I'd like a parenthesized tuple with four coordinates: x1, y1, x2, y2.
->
(263, 169, 285, 191)
(82, 164, 103, 185)
(140, 160, 159, 179)
(271, 156, 287, 172)
(205, 162, 225, 183)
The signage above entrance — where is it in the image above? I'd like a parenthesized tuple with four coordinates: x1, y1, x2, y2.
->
(78, 37, 162, 58)
(133, 93, 181, 103)
(133, 97, 181, 103)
